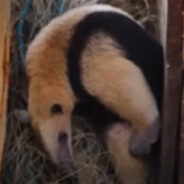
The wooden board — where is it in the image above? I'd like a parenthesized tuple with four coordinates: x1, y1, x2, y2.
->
(0, 0, 11, 179)
(179, 84, 184, 184)
(178, 9, 184, 184)
(158, 0, 183, 184)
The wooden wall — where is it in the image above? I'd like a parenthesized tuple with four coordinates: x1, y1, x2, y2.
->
(0, 0, 11, 179)
(158, 0, 184, 184)
(178, 9, 184, 184)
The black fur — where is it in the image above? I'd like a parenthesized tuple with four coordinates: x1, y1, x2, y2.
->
(73, 100, 124, 135)
(67, 11, 163, 132)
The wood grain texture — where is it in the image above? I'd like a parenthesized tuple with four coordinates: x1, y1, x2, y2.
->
(158, 0, 183, 184)
(179, 85, 184, 184)
(178, 8, 184, 184)
(0, 0, 10, 179)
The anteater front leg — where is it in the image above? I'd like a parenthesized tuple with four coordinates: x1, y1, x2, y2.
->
(105, 123, 148, 184)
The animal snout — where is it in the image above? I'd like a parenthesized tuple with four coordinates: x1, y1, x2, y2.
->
(57, 161, 76, 174)
(58, 132, 68, 144)
(55, 131, 75, 174)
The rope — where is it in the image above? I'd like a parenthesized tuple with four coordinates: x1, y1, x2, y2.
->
(17, 0, 32, 70)
(17, 0, 66, 70)
(51, 0, 66, 15)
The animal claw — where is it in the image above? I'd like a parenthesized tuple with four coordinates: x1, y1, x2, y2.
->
(129, 117, 160, 157)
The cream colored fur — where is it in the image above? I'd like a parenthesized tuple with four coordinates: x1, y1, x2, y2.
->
(26, 5, 156, 183)
(26, 4, 141, 134)
(81, 33, 159, 131)
(106, 123, 148, 184)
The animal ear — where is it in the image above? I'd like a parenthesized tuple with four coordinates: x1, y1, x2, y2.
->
(14, 109, 30, 123)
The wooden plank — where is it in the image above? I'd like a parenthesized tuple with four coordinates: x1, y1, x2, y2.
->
(179, 85, 184, 184)
(0, 0, 11, 179)
(158, 0, 183, 184)
(178, 9, 184, 184)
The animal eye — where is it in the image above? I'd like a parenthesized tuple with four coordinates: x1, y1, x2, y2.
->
(51, 104, 63, 114)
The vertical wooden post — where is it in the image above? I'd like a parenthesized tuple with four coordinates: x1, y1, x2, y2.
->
(179, 86, 184, 183)
(178, 9, 184, 184)
(158, 0, 183, 184)
(0, 0, 11, 180)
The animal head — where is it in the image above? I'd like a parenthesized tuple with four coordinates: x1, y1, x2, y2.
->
(29, 81, 74, 170)
(25, 19, 76, 171)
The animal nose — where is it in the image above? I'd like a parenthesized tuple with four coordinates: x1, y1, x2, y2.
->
(57, 162, 78, 183)
(58, 161, 76, 174)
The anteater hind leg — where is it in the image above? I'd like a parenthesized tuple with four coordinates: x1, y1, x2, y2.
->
(105, 123, 148, 184)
